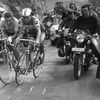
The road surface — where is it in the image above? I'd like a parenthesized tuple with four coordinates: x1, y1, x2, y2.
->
(0, 40, 100, 100)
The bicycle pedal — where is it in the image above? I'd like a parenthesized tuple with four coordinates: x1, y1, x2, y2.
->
(19, 68, 26, 75)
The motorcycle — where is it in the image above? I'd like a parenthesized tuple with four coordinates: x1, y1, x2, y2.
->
(44, 20, 53, 39)
(63, 28, 73, 64)
(70, 29, 98, 80)
(50, 24, 59, 46)
(57, 28, 73, 63)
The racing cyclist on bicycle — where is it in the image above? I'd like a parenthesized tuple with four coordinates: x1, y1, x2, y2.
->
(18, 8, 44, 64)
(0, 11, 19, 61)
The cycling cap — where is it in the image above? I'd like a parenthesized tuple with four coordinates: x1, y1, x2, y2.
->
(22, 8, 32, 16)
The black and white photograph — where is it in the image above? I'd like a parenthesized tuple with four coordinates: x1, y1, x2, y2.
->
(0, 0, 100, 100)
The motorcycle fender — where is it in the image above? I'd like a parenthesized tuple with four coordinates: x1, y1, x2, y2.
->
(79, 54, 84, 65)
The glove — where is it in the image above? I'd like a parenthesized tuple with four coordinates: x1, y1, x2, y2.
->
(7, 36, 12, 43)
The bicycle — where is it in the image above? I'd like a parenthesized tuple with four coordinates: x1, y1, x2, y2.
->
(15, 38, 45, 85)
(0, 37, 16, 85)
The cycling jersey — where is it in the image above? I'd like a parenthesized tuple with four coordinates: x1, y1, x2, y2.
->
(19, 16, 40, 39)
(0, 17, 19, 36)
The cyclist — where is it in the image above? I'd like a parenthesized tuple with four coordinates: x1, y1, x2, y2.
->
(18, 8, 44, 63)
(0, 11, 19, 61)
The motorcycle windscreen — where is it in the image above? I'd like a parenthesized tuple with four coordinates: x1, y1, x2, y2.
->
(92, 38, 100, 53)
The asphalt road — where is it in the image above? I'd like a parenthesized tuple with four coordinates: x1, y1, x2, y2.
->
(0, 40, 100, 100)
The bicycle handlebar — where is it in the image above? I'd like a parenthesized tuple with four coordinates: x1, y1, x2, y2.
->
(17, 39, 36, 43)
(0, 38, 7, 41)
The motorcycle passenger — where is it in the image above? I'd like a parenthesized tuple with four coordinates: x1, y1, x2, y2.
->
(0, 11, 19, 61)
(18, 8, 44, 63)
(69, 4, 100, 78)
(53, 2, 65, 23)
(68, 3, 81, 19)
(87, 3, 100, 23)
(56, 10, 76, 60)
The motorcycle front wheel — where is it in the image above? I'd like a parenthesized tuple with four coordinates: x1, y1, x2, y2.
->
(73, 54, 83, 80)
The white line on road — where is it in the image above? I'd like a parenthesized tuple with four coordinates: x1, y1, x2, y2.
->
(14, 87, 21, 94)
(8, 95, 11, 100)
(42, 87, 46, 95)
(29, 86, 34, 93)
(0, 90, 4, 94)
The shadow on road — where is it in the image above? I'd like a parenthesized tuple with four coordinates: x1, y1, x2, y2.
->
(88, 79, 100, 97)
(47, 64, 74, 85)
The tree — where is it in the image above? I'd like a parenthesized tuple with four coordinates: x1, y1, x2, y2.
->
(89, 0, 100, 8)
(0, 0, 44, 19)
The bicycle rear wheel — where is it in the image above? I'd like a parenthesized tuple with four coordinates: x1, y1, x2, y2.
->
(33, 49, 45, 78)
(15, 52, 29, 85)
(0, 51, 14, 84)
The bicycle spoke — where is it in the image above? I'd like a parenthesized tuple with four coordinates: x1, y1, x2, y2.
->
(33, 50, 45, 78)
(0, 51, 14, 84)
(15, 52, 29, 85)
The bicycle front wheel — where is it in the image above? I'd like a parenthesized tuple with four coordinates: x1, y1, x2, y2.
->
(33, 49, 45, 78)
(0, 51, 14, 84)
(15, 52, 29, 85)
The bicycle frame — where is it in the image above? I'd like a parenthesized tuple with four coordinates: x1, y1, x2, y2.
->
(16, 38, 39, 68)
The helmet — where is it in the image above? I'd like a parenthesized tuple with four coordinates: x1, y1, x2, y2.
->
(22, 8, 32, 16)
(0, 7, 5, 13)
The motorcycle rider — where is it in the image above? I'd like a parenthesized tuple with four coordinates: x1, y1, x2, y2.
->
(69, 4, 100, 78)
(56, 10, 76, 61)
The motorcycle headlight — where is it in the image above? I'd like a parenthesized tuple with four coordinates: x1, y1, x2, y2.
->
(76, 34, 85, 43)
(8, 36, 12, 43)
